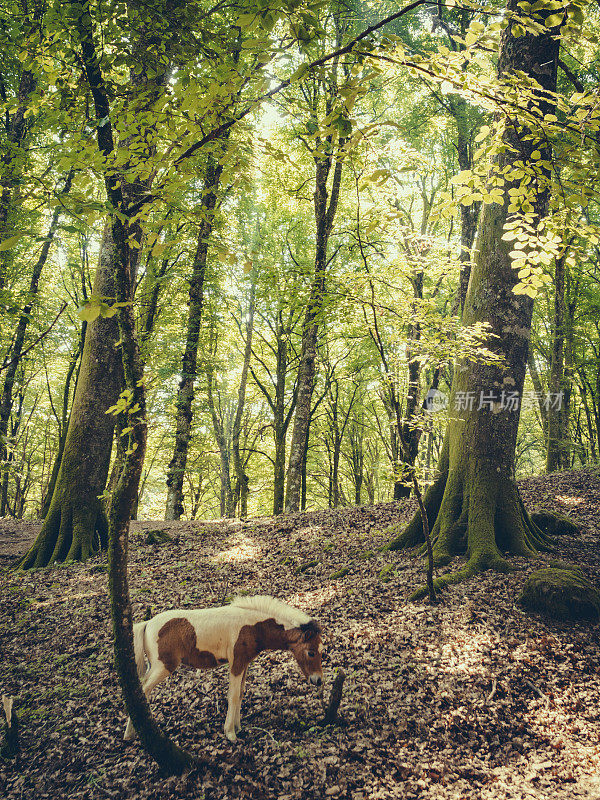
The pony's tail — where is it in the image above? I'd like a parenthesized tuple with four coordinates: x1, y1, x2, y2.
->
(132, 621, 148, 680)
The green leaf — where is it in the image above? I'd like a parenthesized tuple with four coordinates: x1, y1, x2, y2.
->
(78, 302, 101, 323)
(0, 233, 24, 252)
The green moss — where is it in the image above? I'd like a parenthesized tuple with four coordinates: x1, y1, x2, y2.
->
(530, 510, 579, 537)
(379, 564, 395, 583)
(518, 567, 600, 621)
(295, 559, 319, 574)
(145, 529, 172, 545)
(329, 566, 350, 579)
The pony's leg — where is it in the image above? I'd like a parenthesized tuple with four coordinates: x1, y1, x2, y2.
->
(224, 670, 244, 743)
(124, 663, 170, 740)
(234, 667, 248, 733)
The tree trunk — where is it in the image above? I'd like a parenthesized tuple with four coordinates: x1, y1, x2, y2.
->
(232, 282, 255, 518)
(389, 1, 559, 593)
(527, 349, 548, 438)
(348, 418, 364, 505)
(40, 323, 85, 518)
(56, 0, 198, 773)
(449, 93, 481, 312)
(285, 153, 343, 512)
(0, 51, 37, 290)
(273, 319, 293, 514)
(251, 307, 297, 516)
(21, 0, 169, 564)
(20, 225, 123, 566)
(165, 157, 223, 519)
(0, 171, 73, 510)
(546, 251, 567, 471)
(206, 343, 235, 518)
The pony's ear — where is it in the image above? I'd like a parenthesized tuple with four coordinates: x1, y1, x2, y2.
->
(300, 619, 321, 641)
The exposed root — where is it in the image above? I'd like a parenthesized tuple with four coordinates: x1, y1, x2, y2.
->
(387, 468, 448, 551)
(411, 550, 511, 601)
(405, 471, 549, 600)
(19, 500, 108, 569)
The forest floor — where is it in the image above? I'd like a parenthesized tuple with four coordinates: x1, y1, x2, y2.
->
(1, 469, 600, 800)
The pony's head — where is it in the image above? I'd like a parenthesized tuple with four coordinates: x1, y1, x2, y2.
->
(288, 619, 323, 686)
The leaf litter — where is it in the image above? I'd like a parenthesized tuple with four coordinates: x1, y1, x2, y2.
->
(1, 468, 600, 799)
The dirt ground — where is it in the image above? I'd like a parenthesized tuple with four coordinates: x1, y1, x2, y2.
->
(1, 469, 600, 799)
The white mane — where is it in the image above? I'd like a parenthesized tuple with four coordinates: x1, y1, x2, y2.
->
(230, 595, 312, 628)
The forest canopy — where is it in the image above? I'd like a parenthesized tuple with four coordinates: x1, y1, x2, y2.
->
(0, 0, 598, 531)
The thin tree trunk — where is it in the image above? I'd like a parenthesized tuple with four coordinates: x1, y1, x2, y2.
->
(285, 154, 343, 512)
(165, 157, 224, 519)
(0, 170, 74, 507)
(546, 251, 567, 472)
(251, 307, 297, 516)
(527, 349, 548, 438)
(206, 344, 235, 518)
(41, 323, 85, 518)
(232, 282, 255, 518)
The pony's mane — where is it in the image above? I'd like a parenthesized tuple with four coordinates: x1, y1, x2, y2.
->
(230, 595, 313, 629)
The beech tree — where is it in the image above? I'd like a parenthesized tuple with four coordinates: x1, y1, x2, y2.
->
(389, 0, 562, 592)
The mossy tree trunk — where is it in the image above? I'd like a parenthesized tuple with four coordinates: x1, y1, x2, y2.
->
(164, 156, 223, 520)
(20, 225, 121, 566)
(389, 1, 560, 591)
(21, 0, 171, 567)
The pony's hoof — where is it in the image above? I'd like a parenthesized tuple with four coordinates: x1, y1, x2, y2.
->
(225, 729, 237, 743)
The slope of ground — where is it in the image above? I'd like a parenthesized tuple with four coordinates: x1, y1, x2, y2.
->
(1, 469, 599, 799)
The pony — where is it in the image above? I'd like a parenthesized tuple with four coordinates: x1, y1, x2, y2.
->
(123, 595, 323, 743)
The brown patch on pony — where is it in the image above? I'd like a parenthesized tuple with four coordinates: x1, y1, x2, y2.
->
(299, 619, 321, 639)
(157, 617, 220, 672)
(285, 621, 323, 678)
(232, 618, 287, 676)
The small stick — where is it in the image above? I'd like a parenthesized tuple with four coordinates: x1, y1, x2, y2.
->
(524, 679, 550, 707)
(220, 578, 230, 606)
(246, 725, 276, 742)
(412, 475, 436, 603)
(486, 678, 497, 703)
(322, 668, 346, 726)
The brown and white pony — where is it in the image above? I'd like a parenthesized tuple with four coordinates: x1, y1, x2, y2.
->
(124, 595, 323, 742)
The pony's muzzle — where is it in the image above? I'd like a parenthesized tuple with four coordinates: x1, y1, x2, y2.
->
(310, 674, 322, 687)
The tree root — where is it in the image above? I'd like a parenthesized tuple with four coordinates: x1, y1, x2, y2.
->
(403, 471, 552, 600)
(19, 500, 108, 569)
(410, 550, 511, 601)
